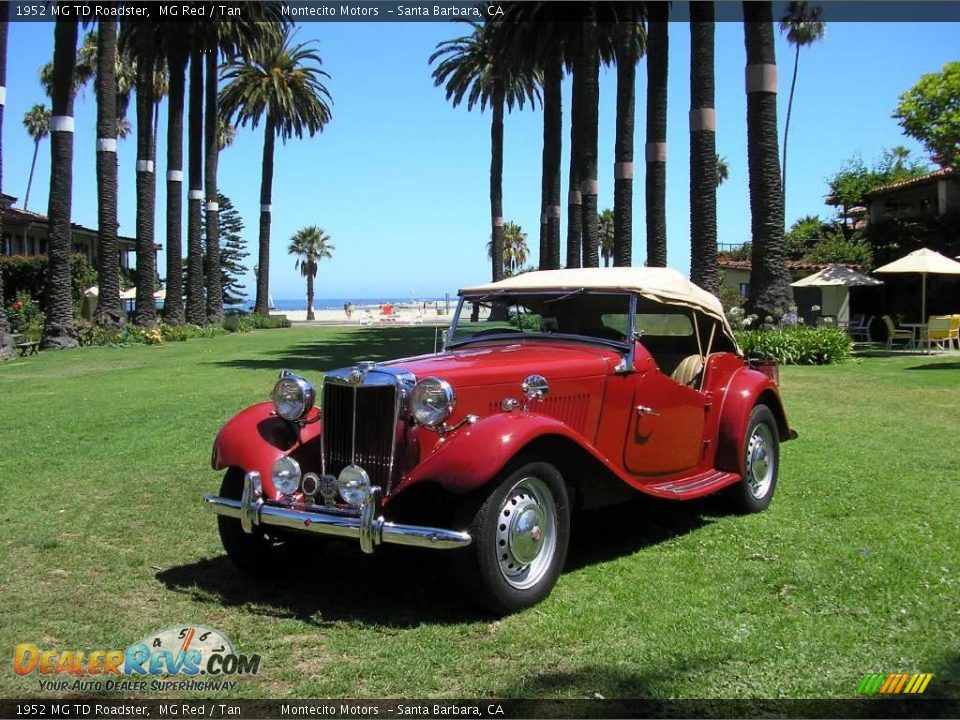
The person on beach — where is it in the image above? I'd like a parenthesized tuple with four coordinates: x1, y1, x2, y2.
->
(344, 302, 353, 319)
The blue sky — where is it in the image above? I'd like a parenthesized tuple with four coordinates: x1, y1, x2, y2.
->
(3, 18, 957, 302)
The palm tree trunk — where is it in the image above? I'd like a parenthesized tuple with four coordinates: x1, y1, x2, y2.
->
(690, 3, 718, 294)
(185, 47, 205, 324)
(24, 140, 39, 211)
(645, 3, 669, 267)
(41, 18, 79, 350)
(94, 19, 123, 331)
(782, 42, 801, 203)
(254, 117, 275, 316)
(579, 10, 600, 269)
(0, 10, 12, 359)
(743, 2, 792, 318)
(490, 81, 505, 283)
(162, 47, 186, 325)
(543, 58, 562, 270)
(566, 63, 583, 269)
(204, 50, 223, 324)
(133, 55, 157, 328)
(614, 10, 637, 268)
(306, 257, 315, 321)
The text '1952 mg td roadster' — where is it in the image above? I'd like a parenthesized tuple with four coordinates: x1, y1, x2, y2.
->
(204, 268, 796, 613)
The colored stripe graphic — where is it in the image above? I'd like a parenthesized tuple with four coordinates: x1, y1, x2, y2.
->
(858, 673, 932, 695)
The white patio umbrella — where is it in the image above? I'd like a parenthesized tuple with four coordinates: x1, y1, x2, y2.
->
(790, 265, 883, 324)
(120, 287, 166, 300)
(874, 248, 960, 322)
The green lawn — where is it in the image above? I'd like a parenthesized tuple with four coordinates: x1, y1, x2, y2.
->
(1, 328, 958, 700)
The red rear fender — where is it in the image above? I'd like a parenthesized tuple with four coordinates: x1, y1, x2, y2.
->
(715, 369, 792, 475)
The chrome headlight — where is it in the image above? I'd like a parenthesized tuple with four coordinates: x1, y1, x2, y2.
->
(271, 371, 315, 421)
(410, 377, 455, 429)
(337, 464, 371, 507)
(271, 455, 301, 497)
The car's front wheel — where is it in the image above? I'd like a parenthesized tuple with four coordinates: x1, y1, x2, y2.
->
(456, 460, 570, 614)
(729, 405, 780, 513)
(217, 468, 324, 575)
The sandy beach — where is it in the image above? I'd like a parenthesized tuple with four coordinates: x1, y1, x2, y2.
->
(275, 305, 452, 326)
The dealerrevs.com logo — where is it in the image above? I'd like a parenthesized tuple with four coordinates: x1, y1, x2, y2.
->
(13, 626, 260, 693)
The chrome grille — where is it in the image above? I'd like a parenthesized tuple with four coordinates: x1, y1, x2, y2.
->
(322, 382, 397, 491)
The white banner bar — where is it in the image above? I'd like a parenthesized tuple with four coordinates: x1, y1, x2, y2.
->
(97, 138, 117, 153)
(206, 202, 219, 212)
(189, 190, 204, 200)
(51, 116, 74, 133)
(136, 160, 154, 173)
(260, 204, 272, 213)
(746, 63, 778, 93)
(0, 87, 7, 106)
(167, 170, 183, 182)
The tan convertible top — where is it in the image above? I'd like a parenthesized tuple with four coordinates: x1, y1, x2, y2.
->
(460, 267, 740, 352)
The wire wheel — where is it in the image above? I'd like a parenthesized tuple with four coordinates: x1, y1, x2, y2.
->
(494, 476, 558, 590)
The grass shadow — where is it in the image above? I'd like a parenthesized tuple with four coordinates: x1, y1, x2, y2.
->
(904, 361, 960, 371)
(211, 327, 444, 375)
(567, 497, 714, 572)
(156, 499, 712, 626)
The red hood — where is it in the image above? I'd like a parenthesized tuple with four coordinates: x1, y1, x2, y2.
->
(380, 340, 619, 387)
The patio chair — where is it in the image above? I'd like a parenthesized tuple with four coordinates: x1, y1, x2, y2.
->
(846, 314, 873, 342)
(923, 316, 958, 352)
(882, 315, 913, 350)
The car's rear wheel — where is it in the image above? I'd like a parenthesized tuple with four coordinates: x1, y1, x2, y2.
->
(455, 460, 570, 614)
(217, 468, 325, 575)
(729, 405, 780, 513)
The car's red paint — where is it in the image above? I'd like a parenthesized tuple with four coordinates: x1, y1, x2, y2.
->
(212, 402, 322, 500)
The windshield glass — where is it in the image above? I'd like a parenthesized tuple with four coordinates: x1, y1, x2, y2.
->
(449, 292, 632, 346)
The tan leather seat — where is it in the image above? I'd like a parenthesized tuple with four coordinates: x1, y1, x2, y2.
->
(671, 354, 704, 387)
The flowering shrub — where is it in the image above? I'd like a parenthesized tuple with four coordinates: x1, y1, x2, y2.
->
(735, 326, 852, 365)
(6, 293, 43, 340)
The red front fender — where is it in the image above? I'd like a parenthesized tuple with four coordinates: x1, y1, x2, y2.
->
(402, 411, 621, 495)
(211, 402, 322, 499)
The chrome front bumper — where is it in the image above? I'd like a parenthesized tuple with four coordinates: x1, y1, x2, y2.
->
(203, 471, 472, 554)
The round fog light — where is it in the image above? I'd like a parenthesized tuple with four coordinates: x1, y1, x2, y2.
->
(337, 464, 371, 507)
(271, 455, 301, 497)
(301, 472, 320, 498)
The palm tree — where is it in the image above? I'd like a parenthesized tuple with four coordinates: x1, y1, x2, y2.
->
(217, 119, 236, 150)
(288, 226, 333, 321)
(779, 1, 824, 201)
(612, 3, 644, 267)
(204, 48, 223, 324)
(598, 208, 614, 267)
(185, 46, 205, 324)
(430, 20, 539, 283)
(689, 2, 718, 293)
(744, 2, 793, 317)
(486, 220, 529, 276)
(566, 64, 583, 268)
(121, 22, 162, 327)
(161, 32, 189, 326)
(645, 2, 669, 267)
(578, 6, 601, 268)
(716, 154, 729, 186)
(221, 30, 332, 316)
(0, 7, 13, 360)
(94, 19, 123, 331)
(41, 18, 80, 349)
(21, 104, 50, 211)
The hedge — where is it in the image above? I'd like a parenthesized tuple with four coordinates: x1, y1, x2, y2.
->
(735, 326, 853, 365)
(0, 254, 97, 310)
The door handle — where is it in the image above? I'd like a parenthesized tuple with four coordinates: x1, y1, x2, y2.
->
(636, 405, 660, 417)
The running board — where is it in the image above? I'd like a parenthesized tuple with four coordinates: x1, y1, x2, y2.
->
(647, 469, 740, 499)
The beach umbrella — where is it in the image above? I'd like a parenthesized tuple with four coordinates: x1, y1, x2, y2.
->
(874, 248, 960, 322)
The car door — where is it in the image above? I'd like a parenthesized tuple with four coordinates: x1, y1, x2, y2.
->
(621, 369, 707, 477)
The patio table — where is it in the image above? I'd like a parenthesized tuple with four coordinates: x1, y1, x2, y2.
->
(901, 323, 929, 352)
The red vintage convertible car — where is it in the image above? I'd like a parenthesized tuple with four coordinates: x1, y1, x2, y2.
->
(204, 268, 795, 613)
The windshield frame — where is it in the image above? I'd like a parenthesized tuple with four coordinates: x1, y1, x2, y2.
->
(444, 290, 638, 371)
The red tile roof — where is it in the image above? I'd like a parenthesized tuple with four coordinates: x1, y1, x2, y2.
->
(865, 167, 955, 197)
(718, 257, 861, 271)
